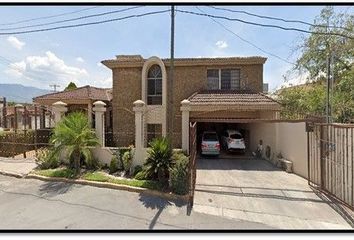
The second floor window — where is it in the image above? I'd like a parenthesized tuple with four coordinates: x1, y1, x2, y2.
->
(207, 69, 241, 90)
(147, 64, 162, 105)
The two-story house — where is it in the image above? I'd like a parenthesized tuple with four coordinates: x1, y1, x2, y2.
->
(102, 55, 280, 151)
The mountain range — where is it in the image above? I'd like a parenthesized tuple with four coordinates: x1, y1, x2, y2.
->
(0, 84, 51, 103)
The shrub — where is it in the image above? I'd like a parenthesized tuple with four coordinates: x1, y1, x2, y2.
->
(133, 165, 143, 176)
(109, 156, 119, 174)
(144, 137, 173, 184)
(134, 170, 149, 180)
(170, 152, 189, 195)
(122, 148, 133, 173)
(35, 148, 60, 170)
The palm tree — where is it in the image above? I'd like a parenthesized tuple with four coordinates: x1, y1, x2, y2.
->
(50, 112, 99, 173)
(144, 137, 173, 184)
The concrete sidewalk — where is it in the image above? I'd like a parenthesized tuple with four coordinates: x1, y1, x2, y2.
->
(0, 157, 37, 178)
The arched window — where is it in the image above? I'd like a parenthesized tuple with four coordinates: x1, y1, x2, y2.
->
(147, 64, 162, 105)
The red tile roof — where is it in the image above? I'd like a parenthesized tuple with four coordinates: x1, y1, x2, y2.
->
(188, 90, 281, 110)
(33, 85, 112, 102)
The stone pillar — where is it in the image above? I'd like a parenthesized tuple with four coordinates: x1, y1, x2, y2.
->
(133, 100, 145, 163)
(52, 101, 67, 125)
(180, 99, 191, 154)
(93, 101, 107, 147)
(14, 104, 24, 132)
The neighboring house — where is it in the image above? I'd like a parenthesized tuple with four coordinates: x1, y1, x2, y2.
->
(102, 55, 281, 149)
(3, 105, 45, 130)
(33, 85, 113, 130)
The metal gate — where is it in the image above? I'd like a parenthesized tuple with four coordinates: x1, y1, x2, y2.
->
(308, 122, 354, 211)
(188, 121, 197, 210)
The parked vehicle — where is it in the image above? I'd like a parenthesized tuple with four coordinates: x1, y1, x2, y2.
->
(221, 130, 246, 153)
(201, 131, 220, 156)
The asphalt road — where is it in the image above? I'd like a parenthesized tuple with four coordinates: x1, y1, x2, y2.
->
(0, 175, 271, 230)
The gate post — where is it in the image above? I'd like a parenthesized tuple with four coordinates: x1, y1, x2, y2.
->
(52, 101, 67, 125)
(93, 101, 107, 147)
(181, 99, 191, 154)
(133, 100, 145, 165)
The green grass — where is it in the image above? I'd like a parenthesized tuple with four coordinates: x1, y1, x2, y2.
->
(33, 168, 76, 179)
(82, 171, 163, 191)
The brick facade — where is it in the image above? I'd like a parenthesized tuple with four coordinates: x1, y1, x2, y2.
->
(103, 56, 266, 147)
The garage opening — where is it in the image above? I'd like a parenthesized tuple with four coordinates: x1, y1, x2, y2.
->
(196, 121, 252, 158)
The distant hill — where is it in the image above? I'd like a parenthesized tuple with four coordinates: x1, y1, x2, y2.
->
(0, 84, 50, 103)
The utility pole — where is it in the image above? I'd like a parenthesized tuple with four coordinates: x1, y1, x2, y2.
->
(49, 84, 60, 92)
(168, 5, 175, 142)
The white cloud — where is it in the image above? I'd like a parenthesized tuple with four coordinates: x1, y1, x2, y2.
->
(98, 76, 112, 88)
(97, 62, 104, 67)
(7, 36, 25, 50)
(215, 40, 228, 49)
(76, 57, 85, 63)
(4, 51, 88, 89)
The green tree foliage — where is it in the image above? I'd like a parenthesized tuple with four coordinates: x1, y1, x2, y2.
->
(279, 7, 354, 122)
(144, 137, 173, 184)
(64, 82, 78, 91)
(50, 112, 100, 173)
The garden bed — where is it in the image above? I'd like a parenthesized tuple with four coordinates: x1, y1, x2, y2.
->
(32, 167, 164, 191)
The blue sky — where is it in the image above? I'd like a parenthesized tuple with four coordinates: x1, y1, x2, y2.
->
(0, 5, 351, 93)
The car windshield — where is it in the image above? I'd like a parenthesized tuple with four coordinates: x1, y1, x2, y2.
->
(203, 133, 218, 141)
(230, 134, 242, 139)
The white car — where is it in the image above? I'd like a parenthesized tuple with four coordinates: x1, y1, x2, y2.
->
(221, 130, 246, 153)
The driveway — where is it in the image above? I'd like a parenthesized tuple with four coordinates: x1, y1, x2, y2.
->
(0, 157, 37, 177)
(194, 157, 353, 229)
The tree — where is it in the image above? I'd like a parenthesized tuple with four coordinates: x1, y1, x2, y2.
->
(50, 112, 99, 173)
(64, 82, 77, 91)
(279, 7, 354, 122)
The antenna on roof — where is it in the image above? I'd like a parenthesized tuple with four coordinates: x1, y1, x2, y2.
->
(49, 84, 60, 92)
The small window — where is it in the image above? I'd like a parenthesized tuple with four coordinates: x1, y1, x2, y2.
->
(147, 124, 162, 143)
(207, 69, 241, 90)
(147, 65, 162, 105)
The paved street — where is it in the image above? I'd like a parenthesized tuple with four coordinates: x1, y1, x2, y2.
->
(194, 158, 353, 229)
(0, 175, 271, 230)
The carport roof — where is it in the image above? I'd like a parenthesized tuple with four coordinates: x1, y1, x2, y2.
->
(187, 90, 281, 110)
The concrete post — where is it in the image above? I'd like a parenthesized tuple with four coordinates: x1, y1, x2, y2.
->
(133, 100, 145, 163)
(93, 101, 107, 147)
(180, 99, 191, 154)
(52, 101, 68, 125)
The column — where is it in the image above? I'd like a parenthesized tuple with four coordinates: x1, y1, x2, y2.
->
(93, 101, 107, 147)
(180, 99, 191, 154)
(87, 102, 93, 126)
(133, 100, 145, 163)
(52, 101, 68, 125)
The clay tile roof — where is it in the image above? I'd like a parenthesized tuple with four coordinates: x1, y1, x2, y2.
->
(33, 85, 112, 102)
(188, 90, 281, 110)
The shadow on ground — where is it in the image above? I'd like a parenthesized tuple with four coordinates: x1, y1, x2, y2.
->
(138, 193, 186, 229)
(38, 181, 75, 197)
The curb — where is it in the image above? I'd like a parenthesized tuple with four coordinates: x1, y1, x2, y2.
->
(0, 170, 24, 178)
(26, 174, 189, 203)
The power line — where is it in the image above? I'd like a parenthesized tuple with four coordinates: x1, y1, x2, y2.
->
(0, 6, 144, 31)
(0, 6, 101, 26)
(0, 9, 170, 35)
(209, 6, 352, 32)
(195, 7, 295, 66)
(176, 9, 354, 40)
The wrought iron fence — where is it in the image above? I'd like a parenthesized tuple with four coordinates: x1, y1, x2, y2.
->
(188, 122, 197, 209)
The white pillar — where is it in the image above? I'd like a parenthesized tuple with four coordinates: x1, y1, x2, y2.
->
(180, 99, 191, 154)
(93, 101, 107, 147)
(133, 100, 145, 163)
(52, 101, 67, 126)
